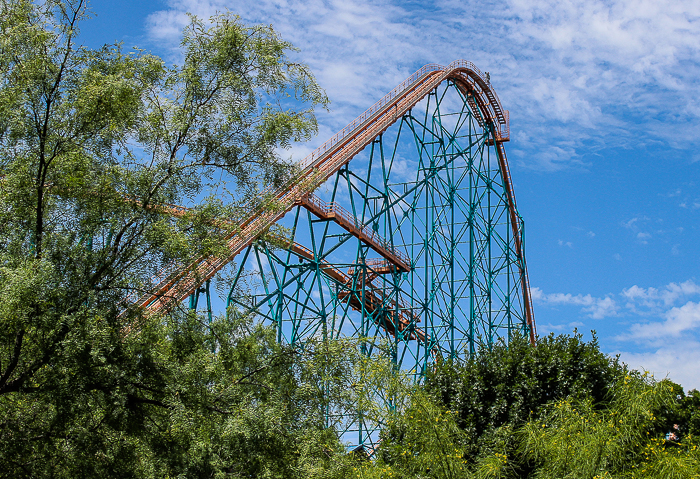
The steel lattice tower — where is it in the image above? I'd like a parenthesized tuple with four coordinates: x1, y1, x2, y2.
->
(135, 61, 536, 449)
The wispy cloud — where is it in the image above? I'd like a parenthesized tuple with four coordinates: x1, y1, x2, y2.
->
(535, 280, 700, 320)
(622, 279, 700, 310)
(557, 239, 573, 248)
(625, 301, 700, 340)
(621, 216, 668, 244)
(536, 279, 700, 389)
(144, 0, 700, 171)
(531, 287, 618, 319)
(615, 341, 700, 390)
(636, 231, 651, 243)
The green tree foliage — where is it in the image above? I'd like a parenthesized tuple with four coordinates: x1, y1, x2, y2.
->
(365, 390, 495, 479)
(683, 389, 700, 437)
(423, 332, 624, 458)
(2, 311, 360, 477)
(0, 0, 351, 476)
(521, 375, 700, 478)
(356, 332, 626, 479)
(361, 336, 700, 479)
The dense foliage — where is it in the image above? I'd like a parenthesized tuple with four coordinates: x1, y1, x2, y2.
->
(367, 333, 623, 477)
(1, 312, 361, 477)
(520, 376, 700, 478)
(0, 0, 345, 476)
(363, 336, 700, 478)
(425, 333, 623, 437)
(362, 372, 700, 479)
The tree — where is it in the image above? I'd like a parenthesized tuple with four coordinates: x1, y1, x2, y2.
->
(359, 335, 700, 479)
(0, 0, 353, 476)
(520, 375, 700, 478)
(422, 333, 624, 458)
(361, 332, 627, 477)
(679, 388, 700, 438)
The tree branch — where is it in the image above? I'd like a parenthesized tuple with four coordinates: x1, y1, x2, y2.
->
(0, 329, 25, 392)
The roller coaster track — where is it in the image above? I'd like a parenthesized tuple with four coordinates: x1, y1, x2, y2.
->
(133, 60, 535, 344)
(141, 202, 427, 344)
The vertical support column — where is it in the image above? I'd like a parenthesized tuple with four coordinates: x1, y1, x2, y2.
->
(449, 151, 456, 360)
(487, 137, 494, 348)
(468, 105, 476, 356)
(189, 279, 212, 322)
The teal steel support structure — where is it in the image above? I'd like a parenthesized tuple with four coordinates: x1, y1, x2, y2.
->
(225, 77, 534, 448)
(135, 61, 535, 451)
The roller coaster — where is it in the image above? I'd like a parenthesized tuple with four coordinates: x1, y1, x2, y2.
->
(133, 60, 536, 447)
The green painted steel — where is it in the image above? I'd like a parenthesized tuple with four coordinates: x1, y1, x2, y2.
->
(189, 279, 213, 323)
(224, 79, 532, 448)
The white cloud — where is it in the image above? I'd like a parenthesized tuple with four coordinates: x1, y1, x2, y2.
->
(586, 297, 618, 319)
(622, 279, 700, 309)
(623, 217, 639, 229)
(558, 239, 573, 248)
(615, 280, 700, 390)
(622, 284, 653, 301)
(626, 301, 700, 339)
(536, 280, 700, 389)
(529, 286, 545, 302)
(620, 216, 669, 244)
(616, 341, 700, 391)
(143, 0, 700, 171)
(531, 287, 618, 319)
(533, 279, 700, 324)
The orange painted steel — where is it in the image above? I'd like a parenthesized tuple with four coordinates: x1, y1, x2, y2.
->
(130, 203, 426, 343)
(133, 60, 534, 344)
(296, 194, 411, 273)
(347, 260, 399, 285)
(258, 233, 425, 342)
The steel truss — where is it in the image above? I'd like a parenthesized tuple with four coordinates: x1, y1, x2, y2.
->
(226, 81, 532, 447)
(136, 61, 536, 449)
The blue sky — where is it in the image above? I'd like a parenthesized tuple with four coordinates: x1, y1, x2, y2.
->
(81, 0, 700, 389)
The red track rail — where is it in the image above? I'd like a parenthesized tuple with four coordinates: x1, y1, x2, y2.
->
(296, 194, 411, 273)
(276, 235, 425, 342)
(132, 60, 534, 343)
